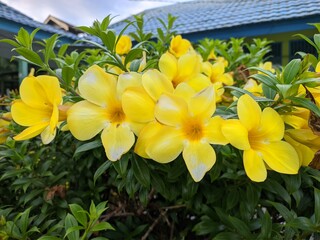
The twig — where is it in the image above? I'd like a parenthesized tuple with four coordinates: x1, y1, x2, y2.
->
(160, 204, 186, 210)
(141, 210, 167, 240)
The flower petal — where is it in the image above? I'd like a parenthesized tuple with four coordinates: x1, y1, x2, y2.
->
(142, 69, 174, 101)
(243, 149, 267, 182)
(13, 122, 48, 141)
(237, 94, 261, 131)
(176, 52, 200, 83)
(155, 93, 188, 127)
(101, 123, 135, 161)
(284, 134, 315, 166)
(259, 107, 284, 141)
(67, 100, 108, 140)
(122, 87, 155, 123)
(186, 74, 211, 92)
(41, 125, 57, 144)
(135, 121, 162, 158)
(204, 116, 229, 145)
(258, 141, 299, 174)
(49, 105, 59, 134)
(221, 119, 250, 150)
(78, 65, 117, 107)
(159, 52, 178, 81)
(117, 72, 142, 96)
(146, 126, 184, 163)
(188, 86, 216, 118)
(20, 75, 62, 108)
(174, 82, 196, 100)
(11, 100, 51, 126)
(36, 75, 62, 105)
(182, 141, 216, 182)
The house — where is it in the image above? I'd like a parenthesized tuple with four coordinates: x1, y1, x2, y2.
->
(44, 15, 84, 35)
(111, 0, 320, 65)
(0, 1, 82, 94)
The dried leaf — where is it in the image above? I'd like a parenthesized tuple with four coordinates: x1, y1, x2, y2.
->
(309, 150, 320, 170)
(305, 87, 320, 135)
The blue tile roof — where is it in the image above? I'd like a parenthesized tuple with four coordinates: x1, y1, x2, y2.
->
(110, 0, 320, 38)
(0, 1, 80, 41)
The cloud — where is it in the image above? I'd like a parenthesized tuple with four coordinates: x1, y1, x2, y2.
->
(1, 0, 172, 26)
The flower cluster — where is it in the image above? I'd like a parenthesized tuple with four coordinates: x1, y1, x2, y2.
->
(7, 34, 320, 183)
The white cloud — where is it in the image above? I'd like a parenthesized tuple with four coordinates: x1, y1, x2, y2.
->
(1, 0, 173, 26)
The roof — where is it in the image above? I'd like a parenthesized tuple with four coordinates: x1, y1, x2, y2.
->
(44, 15, 83, 35)
(0, 1, 81, 42)
(110, 0, 320, 40)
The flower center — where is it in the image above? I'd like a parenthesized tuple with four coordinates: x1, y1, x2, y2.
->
(108, 102, 126, 123)
(182, 117, 204, 141)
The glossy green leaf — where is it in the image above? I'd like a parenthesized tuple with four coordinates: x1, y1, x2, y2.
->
(94, 161, 112, 185)
(64, 214, 79, 240)
(73, 140, 102, 157)
(288, 96, 320, 117)
(282, 59, 301, 84)
(91, 222, 114, 232)
(69, 204, 87, 227)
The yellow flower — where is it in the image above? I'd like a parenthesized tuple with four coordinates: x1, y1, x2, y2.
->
(122, 70, 174, 131)
(137, 87, 228, 182)
(159, 51, 201, 87)
(0, 112, 11, 144)
(206, 61, 234, 86)
(243, 79, 263, 96)
(259, 61, 275, 74)
(67, 65, 140, 161)
(116, 35, 132, 55)
(169, 35, 192, 57)
(11, 75, 65, 144)
(221, 94, 299, 182)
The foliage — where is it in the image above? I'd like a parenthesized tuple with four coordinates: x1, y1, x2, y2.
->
(0, 14, 320, 239)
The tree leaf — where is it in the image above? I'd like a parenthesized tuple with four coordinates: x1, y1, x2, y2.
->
(91, 222, 114, 232)
(73, 140, 102, 157)
(69, 204, 87, 227)
(94, 161, 112, 185)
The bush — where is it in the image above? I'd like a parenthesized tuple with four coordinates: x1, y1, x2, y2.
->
(0, 15, 320, 239)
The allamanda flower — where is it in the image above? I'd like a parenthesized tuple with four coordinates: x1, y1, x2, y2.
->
(169, 35, 192, 58)
(221, 94, 299, 182)
(11, 74, 66, 144)
(116, 35, 132, 55)
(0, 112, 12, 144)
(67, 65, 139, 161)
(159, 51, 202, 87)
(137, 86, 228, 182)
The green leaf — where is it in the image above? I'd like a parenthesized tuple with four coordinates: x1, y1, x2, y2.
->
(282, 59, 301, 84)
(314, 34, 320, 50)
(288, 96, 320, 117)
(251, 73, 278, 90)
(62, 66, 74, 87)
(294, 34, 319, 51)
(213, 232, 242, 240)
(38, 237, 61, 240)
(64, 226, 84, 239)
(17, 207, 31, 235)
(73, 140, 102, 157)
(64, 214, 79, 240)
(262, 83, 277, 100)
(267, 201, 294, 222)
(101, 30, 116, 52)
(14, 47, 44, 66)
(124, 48, 144, 67)
(44, 34, 59, 64)
(258, 210, 272, 239)
(90, 222, 114, 232)
(0, 39, 20, 48)
(131, 155, 150, 188)
(16, 28, 31, 48)
(261, 179, 291, 205)
(69, 204, 87, 227)
(228, 215, 252, 238)
(287, 217, 316, 231)
(314, 188, 320, 224)
(94, 161, 112, 184)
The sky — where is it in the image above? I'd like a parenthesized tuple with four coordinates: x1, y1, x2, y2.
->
(1, 0, 185, 27)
